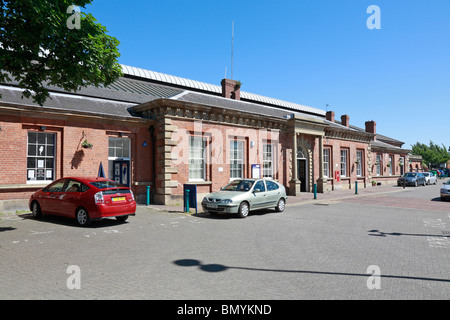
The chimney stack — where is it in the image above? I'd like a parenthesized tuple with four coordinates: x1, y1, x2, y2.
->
(341, 114, 349, 127)
(365, 120, 376, 139)
(326, 111, 335, 122)
(221, 79, 241, 100)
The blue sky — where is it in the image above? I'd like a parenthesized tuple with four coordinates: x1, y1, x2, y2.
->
(85, 0, 450, 150)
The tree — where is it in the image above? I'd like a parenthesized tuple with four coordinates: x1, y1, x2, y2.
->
(0, 0, 122, 106)
(411, 141, 450, 168)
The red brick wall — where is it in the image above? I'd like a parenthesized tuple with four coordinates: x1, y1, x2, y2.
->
(0, 115, 152, 202)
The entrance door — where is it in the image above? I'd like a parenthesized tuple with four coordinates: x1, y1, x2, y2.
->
(113, 160, 130, 187)
(297, 159, 307, 192)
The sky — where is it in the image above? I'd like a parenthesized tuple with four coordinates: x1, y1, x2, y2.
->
(84, 0, 450, 150)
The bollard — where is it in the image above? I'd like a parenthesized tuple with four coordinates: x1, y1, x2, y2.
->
(185, 189, 190, 212)
(355, 181, 358, 195)
(146, 186, 151, 206)
(313, 184, 317, 200)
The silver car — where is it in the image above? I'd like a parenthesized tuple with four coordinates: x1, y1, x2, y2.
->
(201, 179, 287, 218)
(441, 179, 450, 201)
(423, 172, 437, 185)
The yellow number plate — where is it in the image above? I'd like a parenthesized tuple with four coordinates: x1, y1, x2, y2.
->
(112, 197, 126, 202)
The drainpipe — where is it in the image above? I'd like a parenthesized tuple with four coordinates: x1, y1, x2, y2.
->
(149, 125, 156, 204)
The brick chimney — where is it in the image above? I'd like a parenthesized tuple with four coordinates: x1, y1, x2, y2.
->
(221, 79, 241, 100)
(365, 120, 376, 140)
(341, 114, 349, 127)
(326, 111, 335, 122)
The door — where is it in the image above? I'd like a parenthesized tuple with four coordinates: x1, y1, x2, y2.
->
(42, 179, 67, 215)
(297, 159, 307, 192)
(265, 180, 281, 207)
(251, 180, 268, 209)
(113, 160, 130, 187)
(58, 180, 83, 217)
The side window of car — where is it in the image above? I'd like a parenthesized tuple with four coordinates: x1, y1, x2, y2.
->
(254, 180, 266, 192)
(65, 180, 89, 193)
(266, 180, 279, 191)
(47, 180, 66, 192)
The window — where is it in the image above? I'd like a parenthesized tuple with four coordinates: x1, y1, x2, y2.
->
(189, 136, 206, 181)
(263, 143, 274, 178)
(253, 180, 266, 192)
(65, 180, 89, 193)
(389, 156, 393, 175)
(356, 150, 363, 177)
(340, 149, 348, 177)
(230, 140, 244, 179)
(108, 137, 131, 179)
(266, 180, 279, 191)
(109, 137, 130, 158)
(27, 132, 55, 182)
(46, 179, 66, 192)
(376, 154, 382, 176)
(323, 148, 330, 178)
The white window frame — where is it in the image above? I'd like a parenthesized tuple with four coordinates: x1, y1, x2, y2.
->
(27, 132, 56, 184)
(340, 149, 348, 177)
(323, 148, 330, 178)
(376, 154, 382, 176)
(263, 143, 275, 178)
(356, 150, 363, 177)
(230, 140, 244, 180)
(189, 136, 207, 181)
(108, 137, 131, 179)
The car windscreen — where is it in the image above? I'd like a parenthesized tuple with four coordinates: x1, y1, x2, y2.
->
(223, 180, 254, 191)
(445, 180, 450, 185)
(90, 180, 127, 189)
(404, 173, 417, 177)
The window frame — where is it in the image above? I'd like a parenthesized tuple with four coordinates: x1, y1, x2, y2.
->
(189, 136, 207, 181)
(27, 131, 56, 184)
(230, 139, 244, 180)
(323, 147, 330, 178)
(340, 149, 348, 177)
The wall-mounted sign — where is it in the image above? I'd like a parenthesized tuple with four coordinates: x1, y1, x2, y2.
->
(252, 164, 261, 179)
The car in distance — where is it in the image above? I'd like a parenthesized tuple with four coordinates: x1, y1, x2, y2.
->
(441, 179, 450, 201)
(397, 172, 426, 187)
(201, 179, 287, 218)
(29, 177, 136, 226)
(423, 172, 437, 185)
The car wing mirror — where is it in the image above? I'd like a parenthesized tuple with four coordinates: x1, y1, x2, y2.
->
(253, 188, 261, 193)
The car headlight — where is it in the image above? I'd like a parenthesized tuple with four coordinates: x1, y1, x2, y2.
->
(220, 199, 233, 204)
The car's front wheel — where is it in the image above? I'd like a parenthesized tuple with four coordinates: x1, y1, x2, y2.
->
(275, 198, 285, 212)
(76, 207, 91, 227)
(237, 202, 249, 218)
(31, 201, 42, 218)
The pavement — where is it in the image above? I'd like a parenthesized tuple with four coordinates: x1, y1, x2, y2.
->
(142, 183, 416, 214)
(1, 181, 449, 300)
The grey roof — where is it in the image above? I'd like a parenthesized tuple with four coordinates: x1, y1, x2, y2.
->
(121, 64, 326, 117)
(173, 91, 302, 119)
(0, 85, 137, 118)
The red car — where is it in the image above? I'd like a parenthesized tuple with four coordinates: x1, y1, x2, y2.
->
(29, 177, 136, 226)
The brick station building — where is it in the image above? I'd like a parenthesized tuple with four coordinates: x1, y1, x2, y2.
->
(0, 65, 412, 209)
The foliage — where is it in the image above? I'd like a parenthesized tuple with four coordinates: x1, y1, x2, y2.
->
(411, 141, 449, 168)
(0, 0, 122, 105)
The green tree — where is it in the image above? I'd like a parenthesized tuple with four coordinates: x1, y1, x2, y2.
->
(0, 0, 122, 106)
(411, 141, 450, 168)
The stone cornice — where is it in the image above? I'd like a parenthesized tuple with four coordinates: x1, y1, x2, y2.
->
(325, 127, 374, 143)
